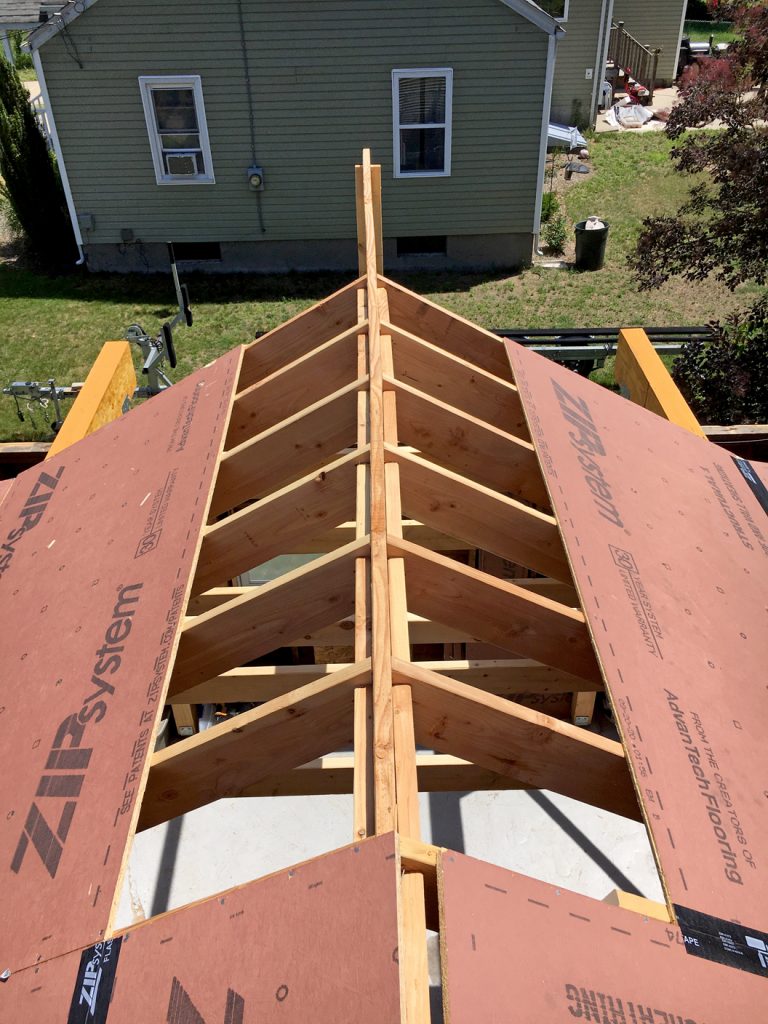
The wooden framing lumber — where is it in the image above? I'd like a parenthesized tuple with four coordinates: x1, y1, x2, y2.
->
(389, 536, 602, 686)
(383, 274, 512, 380)
(226, 324, 360, 448)
(192, 448, 363, 595)
(389, 322, 530, 439)
(238, 277, 362, 389)
(169, 537, 365, 694)
(389, 375, 550, 509)
(603, 888, 672, 922)
(615, 328, 706, 438)
(210, 377, 363, 517)
(387, 444, 571, 583)
(168, 658, 597, 707)
(139, 662, 369, 830)
(47, 341, 136, 459)
(394, 660, 639, 820)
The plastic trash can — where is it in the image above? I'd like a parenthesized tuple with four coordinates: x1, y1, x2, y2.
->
(574, 219, 609, 271)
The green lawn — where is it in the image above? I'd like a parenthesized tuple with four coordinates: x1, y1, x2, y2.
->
(0, 132, 762, 441)
(683, 20, 738, 44)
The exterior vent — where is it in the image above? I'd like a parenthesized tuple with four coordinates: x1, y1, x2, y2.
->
(166, 154, 197, 176)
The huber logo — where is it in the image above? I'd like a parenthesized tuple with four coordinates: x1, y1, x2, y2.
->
(11, 583, 143, 878)
(0, 465, 65, 579)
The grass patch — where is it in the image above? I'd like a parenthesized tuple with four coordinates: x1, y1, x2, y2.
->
(0, 132, 763, 441)
(683, 20, 738, 44)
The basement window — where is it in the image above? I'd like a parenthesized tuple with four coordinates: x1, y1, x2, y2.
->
(396, 236, 447, 257)
(171, 241, 222, 261)
(139, 75, 215, 185)
(392, 69, 453, 177)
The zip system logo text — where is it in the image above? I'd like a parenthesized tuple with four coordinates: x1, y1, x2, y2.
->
(11, 582, 144, 878)
(0, 465, 65, 579)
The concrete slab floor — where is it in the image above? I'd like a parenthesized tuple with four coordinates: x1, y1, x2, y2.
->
(115, 786, 664, 930)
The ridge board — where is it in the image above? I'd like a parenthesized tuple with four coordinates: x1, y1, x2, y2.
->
(507, 342, 768, 968)
(0, 349, 240, 974)
(438, 851, 768, 1023)
(3, 834, 401, 1024)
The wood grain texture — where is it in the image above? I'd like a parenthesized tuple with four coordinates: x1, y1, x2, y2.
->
(140, 661, 369, 829)
(390, 536, 602, 685)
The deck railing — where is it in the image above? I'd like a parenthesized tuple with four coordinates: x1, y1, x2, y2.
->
(608, 20, 661, 102)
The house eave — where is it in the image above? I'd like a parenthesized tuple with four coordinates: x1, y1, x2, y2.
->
(25, 0, 564, 52)
(25, 0, 99, 51)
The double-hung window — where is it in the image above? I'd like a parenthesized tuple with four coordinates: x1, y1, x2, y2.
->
(139, 75, 214, 185)
(392, 69, 453, 178)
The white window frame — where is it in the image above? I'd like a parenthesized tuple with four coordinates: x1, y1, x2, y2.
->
(138, 75, 215, 185)
(392, 68, 453, 179)
(536, 0, 569, 22)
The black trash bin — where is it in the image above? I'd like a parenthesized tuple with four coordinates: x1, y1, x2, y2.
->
(574, 219, 609, 271)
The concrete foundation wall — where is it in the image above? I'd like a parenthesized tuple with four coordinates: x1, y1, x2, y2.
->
(84, 233, 534, 274)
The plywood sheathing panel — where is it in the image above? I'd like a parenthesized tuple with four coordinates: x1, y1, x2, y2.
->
(508, 342, 768, 937)
(5, 834, 401, 1024)
(0, 350, 240, 974)
(438, 851, 768, 1023)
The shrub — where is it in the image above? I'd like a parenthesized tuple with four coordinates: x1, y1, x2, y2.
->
(544, 215, 568, 255)
(672, 297, 768, 424)
(9, 31, 33, 71)
(541, 192, 559, 224)
(0, 58, 77, 270)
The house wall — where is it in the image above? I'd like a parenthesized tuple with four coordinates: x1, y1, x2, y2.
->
(550, 0, 607, 129)
(37, 0, 551, 272)
(612, 0, 686, 85)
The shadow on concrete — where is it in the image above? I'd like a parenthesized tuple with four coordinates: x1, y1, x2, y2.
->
(428, 792, 466, 854)
(527, 790, 646, 897)
(150, 815, 184, 917)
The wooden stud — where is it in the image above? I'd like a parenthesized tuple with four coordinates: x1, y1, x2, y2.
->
(390, 376, 550, 510)
(238, 277, 362, 390)
(394, 659, 639, 821)
(140, 661, 369, 830)
(603, 889, 672, 923)
(227, 324, 361, 448)
(389, 323, 530, 439)
(169, 537, 366, 694)
(210, 377, 364, 518)
(387, 445, 571, 583)
(192, 448, 362, 596)
(389, 536, 603, 686)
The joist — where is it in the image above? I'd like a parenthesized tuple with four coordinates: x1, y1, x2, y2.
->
(170, 537, 365, 693)
(383, 274, 512, 380)
(167, 658, 598, 706)
(139, 662, 369, 830)
(389, 536, 602, 686)
(389, 375, 550, 509)
(388, 444, 571, 583)
(227, 323, 361, 448)
(210, 377, 363, 517)
(394, 660, 639, 820)
(388, 323, 530, 439)
(192, 448, 362, 595)
(238, 276, 362, 389)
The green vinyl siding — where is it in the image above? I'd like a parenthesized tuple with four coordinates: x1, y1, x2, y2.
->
(612, 1, 686, 85)
(550, 0, 606, 129)
(39, 0, 550, 247)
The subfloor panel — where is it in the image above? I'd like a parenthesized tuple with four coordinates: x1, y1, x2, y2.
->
(508, 343, 768, 969)
(3, 834, 401, 1024)
(0, 350, 240, 973)
(439, 851, 768, 1022)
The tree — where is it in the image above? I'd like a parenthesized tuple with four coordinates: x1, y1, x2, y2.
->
(0, 57, 77, 270)
(630, 1, 768, 424)
(632, 0, 767, 291)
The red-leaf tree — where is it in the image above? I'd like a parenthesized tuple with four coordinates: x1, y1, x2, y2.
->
(632, 0, 767, 291)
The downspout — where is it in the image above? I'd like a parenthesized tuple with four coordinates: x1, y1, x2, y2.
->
(590, 0, 614, 125)
(30, 46, 86, 265)
(533, 28, 559, 256)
